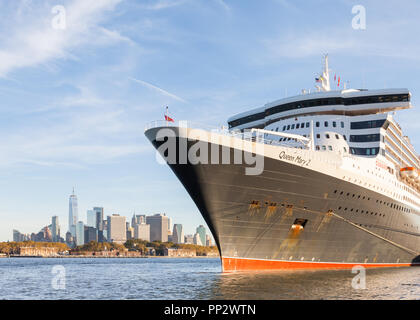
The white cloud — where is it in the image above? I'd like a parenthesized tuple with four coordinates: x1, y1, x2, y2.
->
(0, 0, 130, 77)
(141, 0, 189, 10)
(129, 77, 187, 103)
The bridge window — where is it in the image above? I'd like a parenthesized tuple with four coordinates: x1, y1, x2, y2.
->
(350, 134, 380, 142)
(333, 121, 337, 128)
(324, 121, 328, 127)
(351, 119, 386, 130)
(350, 147, 380, 155)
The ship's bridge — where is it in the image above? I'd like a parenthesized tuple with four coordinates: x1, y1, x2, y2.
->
(228, 88, 411, 131)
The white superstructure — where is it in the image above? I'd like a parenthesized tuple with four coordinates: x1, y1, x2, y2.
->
(228, 56, 419, 211)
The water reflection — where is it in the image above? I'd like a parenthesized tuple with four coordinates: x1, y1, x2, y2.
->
(0, 258, 418, 300)
(208, 267, 420, 300)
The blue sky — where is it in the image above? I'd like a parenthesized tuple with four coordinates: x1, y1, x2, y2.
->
(1, 0, 420, 241)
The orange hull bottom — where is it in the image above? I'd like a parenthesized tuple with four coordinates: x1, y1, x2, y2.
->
(222, 257, 414, 272)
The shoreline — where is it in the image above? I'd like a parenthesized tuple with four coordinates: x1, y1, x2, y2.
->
(3, 255, 220, 259)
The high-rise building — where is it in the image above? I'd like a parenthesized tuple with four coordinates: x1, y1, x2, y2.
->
(87, 210, 95, 227)
(84, 226, 98, 243)
(13, 229, 29, 242)
(68, 188, 78, 237)
(172, 224, 184, 244)
(146, 214, 169, 242)
(134, 224, 150, 241)
(131, 214, 146, 228)
(193, 232, 202, 246)
(92, 207, 104, 242)
(107, 214, 126, 244)
(65, 231, 74, 247)
(184, 234, 194, 244)
(206, 234, 212, 247)
(51, 216, 60, 242)
(75, 221, 84, 246)
(13, 229, 21, 242)
(102, 219, 108, 241)
(196, 225, 206, 246)
(126, 222, 134, 240)
(93, 207, 104, 231)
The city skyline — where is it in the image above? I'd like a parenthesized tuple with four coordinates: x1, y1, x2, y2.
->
(1, 0, 420, 241)
(11, 188, 213, 245)
(6, 188, 209, 242)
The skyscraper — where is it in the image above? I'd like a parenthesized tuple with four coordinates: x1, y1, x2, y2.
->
(184, 234, 194, 244)
(13, 229, 29, 242)
(172, 224, 184, 244)
(93, 207, 104, 242)
(84, 226, 98, 243)
(75, 221, 84, 246)
(193, 232, 202, 246)
(87, 210, 95, 227)
(131, 214, 146, 227)
(51, 216, 60, 242)
(93, 207, 104, 231)
(146, 214, 169, 242)
(68, 188, 78, 237)
(196, 225, 206, 247)
(126, 222, 134, 240)
(107, 214, 126, 244)
(134, 223, 150, 241)
(206, 234, 212, 246)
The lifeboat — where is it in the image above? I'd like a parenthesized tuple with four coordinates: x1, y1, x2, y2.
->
(400, 167, 418, 179)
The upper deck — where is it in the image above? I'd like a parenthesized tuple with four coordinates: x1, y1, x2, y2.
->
(228, 88, 411, 130)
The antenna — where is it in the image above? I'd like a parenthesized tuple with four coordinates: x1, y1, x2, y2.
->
(316, 54, 331, 92)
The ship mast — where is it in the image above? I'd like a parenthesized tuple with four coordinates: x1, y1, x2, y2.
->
(315, 54, 331, 92)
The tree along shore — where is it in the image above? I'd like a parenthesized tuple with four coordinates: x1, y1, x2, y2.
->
(0, 240, 219, 256)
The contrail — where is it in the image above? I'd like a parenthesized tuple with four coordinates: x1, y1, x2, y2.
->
(129, 77, 186, 103)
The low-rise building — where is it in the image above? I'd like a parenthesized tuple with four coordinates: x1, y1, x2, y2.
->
(163, 248, 196, 257)
(18, 247, 59, 257)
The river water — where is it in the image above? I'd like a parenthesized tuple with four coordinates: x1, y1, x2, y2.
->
(0, 257, 418, 299)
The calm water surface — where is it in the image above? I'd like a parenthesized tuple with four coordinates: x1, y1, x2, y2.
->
(0, 257, 418, 300)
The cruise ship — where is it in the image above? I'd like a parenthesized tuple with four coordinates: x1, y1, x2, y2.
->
(145, 55, 420, 271)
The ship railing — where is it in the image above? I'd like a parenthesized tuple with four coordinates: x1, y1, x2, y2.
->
(144, 120, 309, 149)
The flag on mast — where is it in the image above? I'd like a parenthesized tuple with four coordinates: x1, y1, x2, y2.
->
(164, 106, 174, 122)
